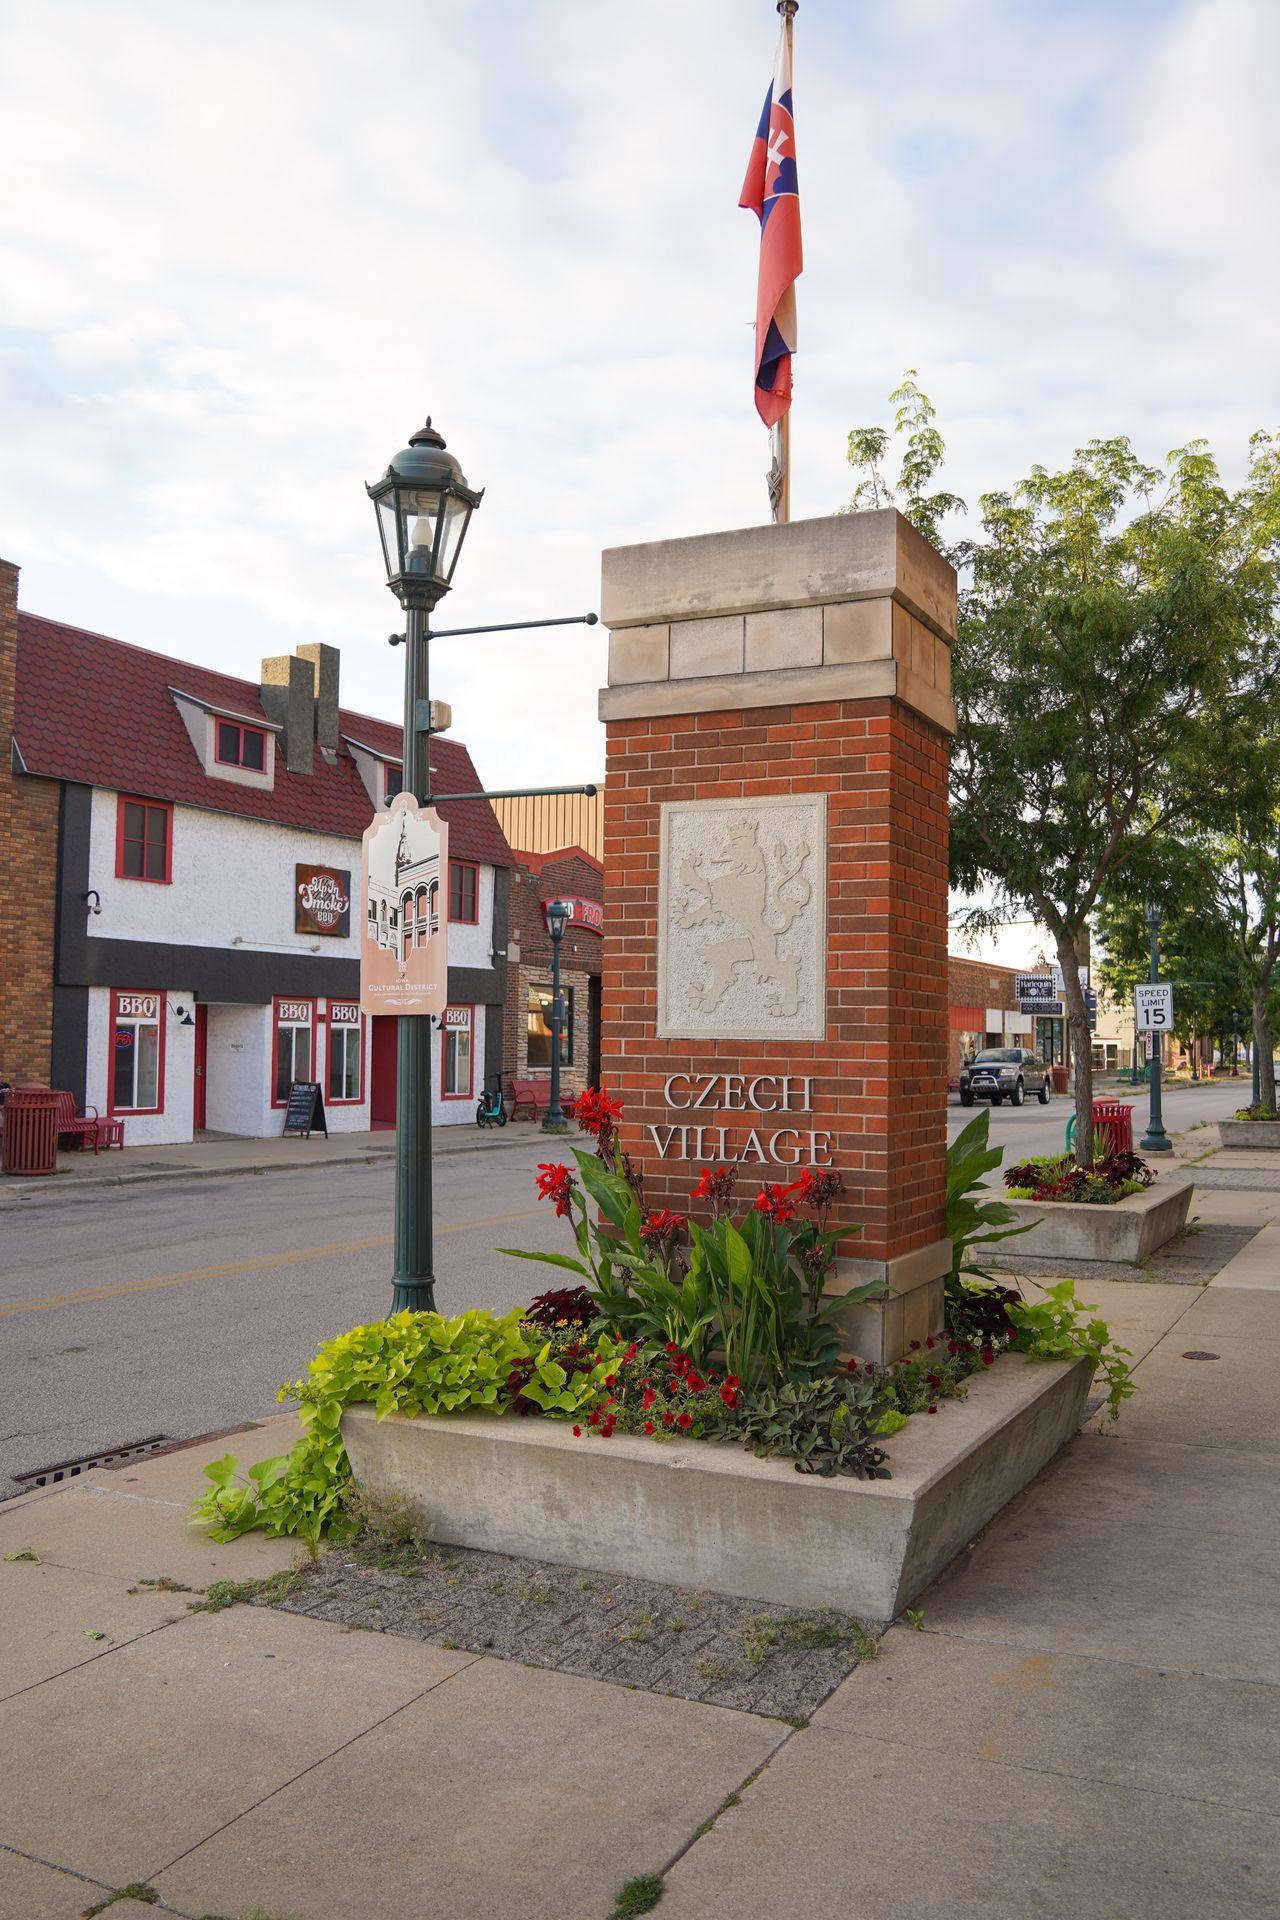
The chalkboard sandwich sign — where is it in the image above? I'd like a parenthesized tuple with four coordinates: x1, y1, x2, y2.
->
(282, 1081, 328, 1138)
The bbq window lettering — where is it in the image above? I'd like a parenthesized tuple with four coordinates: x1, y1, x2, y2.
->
(649, 1073, 832, 1167)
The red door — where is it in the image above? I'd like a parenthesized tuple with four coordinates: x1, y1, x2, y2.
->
(192, 1004, 208, 1130)
(370, 1016, 397, 1130)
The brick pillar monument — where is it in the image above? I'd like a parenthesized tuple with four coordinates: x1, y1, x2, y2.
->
(598, 510, 957, 1364)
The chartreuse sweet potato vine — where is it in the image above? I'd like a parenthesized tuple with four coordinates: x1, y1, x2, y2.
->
(191, 1308, 620, 1556)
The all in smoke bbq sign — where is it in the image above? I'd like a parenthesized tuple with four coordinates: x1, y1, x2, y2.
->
(295, 865, 351, 937)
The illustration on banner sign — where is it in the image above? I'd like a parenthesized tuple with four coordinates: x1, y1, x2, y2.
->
(295, 863, 351, 937)
(360, 793, 449, 1016)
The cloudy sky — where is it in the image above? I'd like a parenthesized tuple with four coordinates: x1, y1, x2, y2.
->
(2, 0, 1276, 953)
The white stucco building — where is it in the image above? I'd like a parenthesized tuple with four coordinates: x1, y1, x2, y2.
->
(10, 615, 514, 1145)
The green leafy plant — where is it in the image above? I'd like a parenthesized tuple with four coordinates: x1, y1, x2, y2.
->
(504, 1095, 877, 1390)
(946, 1109, 1037, 1291)
(612, 1875, 664, 1918)
(1007, 1279, 1135, 1421)
(732, 1375, 891, 1479)
(190, 1308, 616, 1548)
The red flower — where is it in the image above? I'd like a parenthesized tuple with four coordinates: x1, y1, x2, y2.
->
(641, 1207, 686, 1249)
(926, 1374, 941, 1390)
(677, 1411, 692, 1430)
(791, 1167, 843, 1211)
(572, 1425, 582, 1437)
(587, 1410, 601, 1426)
(641, 1388, 657, 1411)
(664, 1341, 679, 1355)
(947, 1340, 962, 1356)
(663, 1409, 675, 1427)
(910, 1339, 921, 1351)
(846, 1357, 860, 1373)
(687, 1372, 705, 1395)
(927, 1404, 938, 1415)
(535, 1162, 576, 1219)
(925, 1336, 936, 1350)
(753, 1181, 799, 1223)
(980, 1347, 996, 1366)
(644, 1421, 656, 1435)
(720, 1384, 738, 1409)
(723, 1375, 739, 1392)
(576, 1086, 624, 1140)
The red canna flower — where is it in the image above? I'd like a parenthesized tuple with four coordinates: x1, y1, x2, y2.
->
(535, 1162, 576, 1219)
(576, 1086, 624, 1143)
(691, 1165, 737, 1213)
(641, 1207, 686, 1250)
(753, 1181, 799, 1223)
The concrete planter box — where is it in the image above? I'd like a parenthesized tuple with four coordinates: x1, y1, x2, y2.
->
(999, 1174, 1193, 1263)
(342, 1353, 1092, 1623)
(1219, 1119, 1280, 1149)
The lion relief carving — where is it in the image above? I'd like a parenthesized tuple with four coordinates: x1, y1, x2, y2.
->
(673, 816, 813, 1018)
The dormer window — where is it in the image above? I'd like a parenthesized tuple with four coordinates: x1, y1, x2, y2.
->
(383, 762, 401, 805)
(216, 720, 267, 771)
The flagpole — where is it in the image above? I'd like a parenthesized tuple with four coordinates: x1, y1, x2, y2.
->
(774, 0, 797, 525)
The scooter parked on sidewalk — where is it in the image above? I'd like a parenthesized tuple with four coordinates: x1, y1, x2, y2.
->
(475, 1074, 509, 1129)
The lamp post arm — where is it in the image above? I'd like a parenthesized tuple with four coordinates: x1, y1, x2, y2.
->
(429, 783, 598, 804)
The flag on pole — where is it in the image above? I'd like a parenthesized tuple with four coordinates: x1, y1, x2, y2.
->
(739, 7, 802, 429)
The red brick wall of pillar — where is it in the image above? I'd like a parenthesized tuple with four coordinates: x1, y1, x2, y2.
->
(601, 695, 950, 1264)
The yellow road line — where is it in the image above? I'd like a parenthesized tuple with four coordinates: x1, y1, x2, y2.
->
(0, 1208, 543, 1319)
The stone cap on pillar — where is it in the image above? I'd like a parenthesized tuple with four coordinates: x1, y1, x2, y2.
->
(600, 507, 957, 735)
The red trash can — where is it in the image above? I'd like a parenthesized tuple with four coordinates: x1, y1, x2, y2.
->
(1051, 1065, 1070, 1095)
(1, 1085, 60, 1176)
(1092, 1100, 1135, 1156)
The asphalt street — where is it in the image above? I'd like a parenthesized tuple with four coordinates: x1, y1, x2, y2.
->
(0, 1078, 1242, 1499)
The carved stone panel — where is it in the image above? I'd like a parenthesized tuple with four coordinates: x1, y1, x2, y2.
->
(657, 795, 827, 1041)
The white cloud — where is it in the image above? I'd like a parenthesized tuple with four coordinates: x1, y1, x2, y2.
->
(0, 0, 1275, 800)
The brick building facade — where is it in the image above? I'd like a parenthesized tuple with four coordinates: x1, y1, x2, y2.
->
(946, 954, 1031, 1080)
(0, 558, 60, 1085)
(502, 847, 603, 1100)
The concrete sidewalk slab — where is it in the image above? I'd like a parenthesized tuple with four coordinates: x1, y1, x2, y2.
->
(0, 1607, 470, 1887)
(0, 1480, 300, 1587)
(656, 1722, 1280, 1920)
(922, 1432, 1280, 1684)
(76, 1411, 303, 1502)
(1209, 1215, 1280, 1289)
(154, 1654, 785, 1920)
(0, 1559, 184, 1702)
(0, 1845, 113, 1920)
(1089, 1305, 1280, 1451)
(816, 1625, 1280, 1815)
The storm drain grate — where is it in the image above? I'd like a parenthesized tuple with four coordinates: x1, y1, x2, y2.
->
(14, 1435, 172, 1488)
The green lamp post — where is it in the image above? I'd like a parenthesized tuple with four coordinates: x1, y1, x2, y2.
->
(367, 418, 483, 1313)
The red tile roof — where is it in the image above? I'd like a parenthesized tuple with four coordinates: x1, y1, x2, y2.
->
(13, 613, 514, 869)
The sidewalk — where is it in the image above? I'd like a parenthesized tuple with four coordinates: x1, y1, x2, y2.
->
(2, 1226, 1277, 1916)
(0, 1121, 541, 1203)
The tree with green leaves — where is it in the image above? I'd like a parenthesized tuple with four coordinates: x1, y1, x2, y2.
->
(846, 385, 1280, 1161)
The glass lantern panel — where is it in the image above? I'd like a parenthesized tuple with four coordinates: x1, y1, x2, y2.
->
(375, 493, 402, 580)
(403, 487, 446, 578)
(437, 494, 472, 582)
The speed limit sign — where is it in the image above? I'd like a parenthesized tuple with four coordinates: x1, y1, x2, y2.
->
(1135, 983, 1174, 1030)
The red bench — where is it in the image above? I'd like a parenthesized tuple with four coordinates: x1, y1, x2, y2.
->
(53, 1090, 101, 1150)
(510, 1078, 577, 1122)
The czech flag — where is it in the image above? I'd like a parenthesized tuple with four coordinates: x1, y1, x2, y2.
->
(739, 14, 802, 428)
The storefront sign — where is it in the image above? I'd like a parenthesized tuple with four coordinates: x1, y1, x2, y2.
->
(296, 864, 351, 937)
(443, 1007, 470, 1030)
(360, 796, 450, 1016)
(646, 1073, 832, 1167)
(277, 999, 311, 1023)
(1015, 973, 1056, 1004)
(116, 993, 159, 1020)
(329, 1001, 360, 1025)
(282, 1081, 328, 1138)
(543, 896, 603, 934)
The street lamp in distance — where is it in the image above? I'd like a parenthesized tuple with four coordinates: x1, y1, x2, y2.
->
(542, 899, 571, 1135)
(1139, 903, 1172, 1155)
(367, 417, 484, 1314)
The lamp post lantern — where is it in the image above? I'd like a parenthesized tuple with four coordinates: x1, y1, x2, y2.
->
(542, 899, 570, 1134)
(367, 418, 483, 1313)
(1139, 904, 1172, 1155)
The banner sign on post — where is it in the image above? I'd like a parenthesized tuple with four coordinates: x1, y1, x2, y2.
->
(359, 793, 450, 1017)
(1135, 983, 1174, 1031)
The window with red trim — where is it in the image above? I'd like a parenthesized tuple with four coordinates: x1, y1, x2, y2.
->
(326, 1002, 364, 1104)
(116, 797, 172, 884)
(449, 861, 478, 924)
(383, 762, 401, 805)
(215, 720, 267, 770)
(272, 997, 314, 1105)
(441, 1006, 474, 1099)
(109, 991, 166, 1113)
